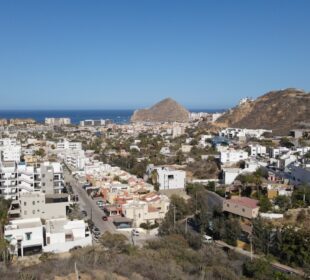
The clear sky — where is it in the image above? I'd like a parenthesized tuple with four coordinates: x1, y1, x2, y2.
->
(0, 0, 309, 110)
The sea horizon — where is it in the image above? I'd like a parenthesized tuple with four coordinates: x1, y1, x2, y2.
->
(0, 109, 226, 124)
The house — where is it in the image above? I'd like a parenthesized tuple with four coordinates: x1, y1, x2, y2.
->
(146, 165, 186, 190)
(4, 218, 44, 257)
(249, 144, 267, 157)
(220, 149, 249, 164)
(223, 197, 259, 219)
(122, 193, 170, 226)
(43, 218, 92, 253)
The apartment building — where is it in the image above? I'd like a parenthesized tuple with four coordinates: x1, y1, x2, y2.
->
(8, 192, 70, 220)
(56, 139, 82, 150)
(80, 119, 106, 126)
(0, 138, 21, 162)
(0, 161, 64, 200)
(45, 118, 71, 126)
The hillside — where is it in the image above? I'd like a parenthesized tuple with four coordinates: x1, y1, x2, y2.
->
(213, 88, 310, 135)
(131, 98, 189, 123)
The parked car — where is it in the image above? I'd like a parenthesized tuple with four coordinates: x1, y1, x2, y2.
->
(131, 229, 140, 236)
(92, 227, 100, 235)
(102, 215, 108, 221)
(202, 235, 213, 244)
(81, 210, 87, 217)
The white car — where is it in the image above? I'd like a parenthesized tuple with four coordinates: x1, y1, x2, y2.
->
(202, 235, 213, 243)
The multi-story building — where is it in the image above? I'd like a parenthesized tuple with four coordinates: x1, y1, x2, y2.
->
(4, 218, 44, 257)
(249, 144, 267, 157)
(8, 192, 70, 220)
(44, 218, 92, 253)
(56, 139, 82, 150)
(220, 149, 249, 164)
(146, 165, 186, 190)
(45, 118, 71, 126)
(0, 161, 64, 200)
(80, 119, 106, 126)
(0, 138, 21, 162)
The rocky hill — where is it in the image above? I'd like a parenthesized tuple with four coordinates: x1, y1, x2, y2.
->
(131, 98, 189, 123)
(213, 88, 310, 135)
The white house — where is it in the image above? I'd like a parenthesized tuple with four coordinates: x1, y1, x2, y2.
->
(249, 144, 267, 156)
(146, 165, 186, 190)
(44, 218, 92, 253)
(4, 218, 44, 257)
(220, 149, 249, 164)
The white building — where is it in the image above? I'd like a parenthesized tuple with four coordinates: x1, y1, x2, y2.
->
(56, 139, 82, 150)
(4, 218, 44, 257)
(146, 165, 186, 190)
(249, 144, 267, 157)
(44, 218, 92, 253)
(269, 147, 290, 158)
(220, 128, 271, 140)
(220, 149, 249, 164)
(80, 119, 106, 126)
(0, 138, 21, 162)
(45, 118, 71, 126)
(0, 161, 64, 200)
(8, 192, 70, 220)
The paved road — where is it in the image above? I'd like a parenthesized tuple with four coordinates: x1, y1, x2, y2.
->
(64, 169, 116, 234)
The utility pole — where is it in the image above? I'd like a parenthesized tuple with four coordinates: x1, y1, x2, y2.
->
(185, 217, 188, 234)
(173, 205, 176, 229)
(75, 262, 79, 280)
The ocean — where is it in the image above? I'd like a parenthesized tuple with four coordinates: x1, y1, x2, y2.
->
(0, 109, 225, 125)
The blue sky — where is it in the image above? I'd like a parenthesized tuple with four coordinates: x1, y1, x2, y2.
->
(0, 0, 309, 110)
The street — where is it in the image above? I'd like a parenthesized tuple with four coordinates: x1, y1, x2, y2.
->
(64, 169, 116, 233)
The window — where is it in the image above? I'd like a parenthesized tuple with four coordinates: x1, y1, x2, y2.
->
(32, 201, 35, 205)
(32, 210, 35, 214)
(24, 210, 27, 215)
(24, 202, 27, 206)
(25, 232, 32, 240)
(242, 208, 245, 212)
(168, 175, 174, 179)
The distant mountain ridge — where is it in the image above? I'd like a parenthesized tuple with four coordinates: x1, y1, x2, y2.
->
(213, 88, 310, 135)
(131, 98, 189, 123)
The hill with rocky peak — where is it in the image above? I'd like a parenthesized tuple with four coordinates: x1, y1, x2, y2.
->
(131, 98, 189, 123)
(213, 88, 310, 135)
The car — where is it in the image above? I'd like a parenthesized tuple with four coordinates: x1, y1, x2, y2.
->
(92, 227, 100, 235)
(81, 210, 87, 217)
(202, 235, 213, 244)
(102, 215, 108, 221)
(96, 200, 104, 206)
(131, 229, 140, 236)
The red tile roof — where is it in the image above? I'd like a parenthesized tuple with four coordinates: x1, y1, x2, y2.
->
(227, 197, 259, 209)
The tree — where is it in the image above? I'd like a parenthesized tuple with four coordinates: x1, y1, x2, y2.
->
(259, 196, 272, 212)
(222, 218, 241, 246)
(274, 195, 291, 211)
(99, 232, 129, 254)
